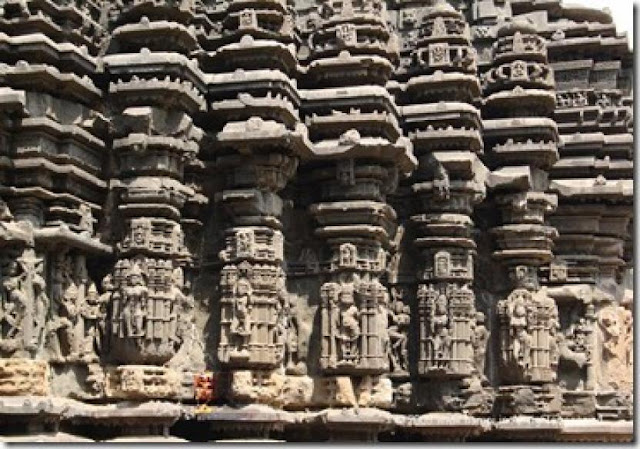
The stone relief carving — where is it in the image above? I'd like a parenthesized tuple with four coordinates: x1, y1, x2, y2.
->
(598, 305, 633, 391)
(388, 287, 409, 375)
(0, 249, 48, 358)
(497, 287, 559, 384)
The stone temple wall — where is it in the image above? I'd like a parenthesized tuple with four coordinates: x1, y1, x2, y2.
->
(0, 0, 632, 442)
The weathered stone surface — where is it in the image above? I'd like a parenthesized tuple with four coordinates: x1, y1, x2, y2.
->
(0, 359, 48, 396)
(0, 0, 631, 442)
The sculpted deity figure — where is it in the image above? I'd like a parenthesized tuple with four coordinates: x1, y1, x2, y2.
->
(512, 265, 537, 291)
(376, 285, 390, 362)
(0, 249, 49, 357)
(131, 218, 150, 247)
(548, 300, 560, 371)
(336, 23, 358, 45)
(168, 267, 187, 344)
(230, 277, 253, 354)
(17, 250, 48, 354)
(274, 270, 289, 353)
(60, 281, 81, 359)
(285, 299, 306, 374)
(78, 203, 94, 236)
(508, 290, 531, 369)
(471, 312, 489, 380)
(432, 15, 447, 37)
(430, 292, 450, 363)
(2, 276, 27, 342)
(598, 305, 633, 392)
(239, 9, 257, 29)
(337, 285, 360, 364)
(388, 288, 409, 374)
(31, 258, 48, 349)
(81, 283, 104, 361)
(236, 230, 253, 258)
(559, 318, 589, 372)
(123, 263, 148, 338)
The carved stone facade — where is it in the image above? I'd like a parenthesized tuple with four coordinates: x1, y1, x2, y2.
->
(0, 0, 632, 442)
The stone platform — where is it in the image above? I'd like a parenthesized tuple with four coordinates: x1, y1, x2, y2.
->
(0, 397, 631, 442)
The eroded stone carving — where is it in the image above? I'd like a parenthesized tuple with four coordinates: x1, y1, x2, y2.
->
(598, 305, 633, 392)
(1, 248, 48, 358)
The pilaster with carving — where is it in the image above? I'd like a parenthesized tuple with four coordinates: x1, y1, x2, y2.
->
(100, 1, 206, 400)
(481, 19, 561, 416)
(301, 0, 415, 406)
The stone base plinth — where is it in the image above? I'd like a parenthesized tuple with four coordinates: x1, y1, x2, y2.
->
(0, 399, 630, 442)
(105, 365, 180, 400)
(227, 371, 392, 409)
(495, 384, 562, 417)
(0, 359, 49, 396)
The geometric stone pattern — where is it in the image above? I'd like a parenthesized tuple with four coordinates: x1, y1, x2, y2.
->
(0, 0, 632, 442)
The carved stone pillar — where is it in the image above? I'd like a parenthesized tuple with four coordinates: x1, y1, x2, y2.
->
(101, 1, 205, 401)
(394, 0, 492, 414)
(198, 0, 312, 406)
(301, 0, 415, 407)
(481, 20, 561, 416)
(215, 151, 297, 370)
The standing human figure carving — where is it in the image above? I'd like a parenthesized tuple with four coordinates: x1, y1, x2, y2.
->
(388, 288, 409, 373)
(337, 286, 360, 364)
(230, 278, 253, 354)
(123, 264, 148, 338)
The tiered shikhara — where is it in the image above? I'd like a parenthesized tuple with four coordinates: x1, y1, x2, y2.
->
(0, 0, 632, 442)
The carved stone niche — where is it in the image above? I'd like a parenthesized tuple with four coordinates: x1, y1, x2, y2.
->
(417, 282, 475, 378)
(421, 249, 473, 283)
(119, 217, 187, 257)
(556, 301, 595, 392)
(219, 227, 284, 263)
(107, 257, 191, 365)
(320, 280, 389, 374)
(218, 262, 286, 368)
(336, 23, 357, 46)
(46, 250, 104, 366)
(331, 242, 387, 273)
(497, 286, 559, 385)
